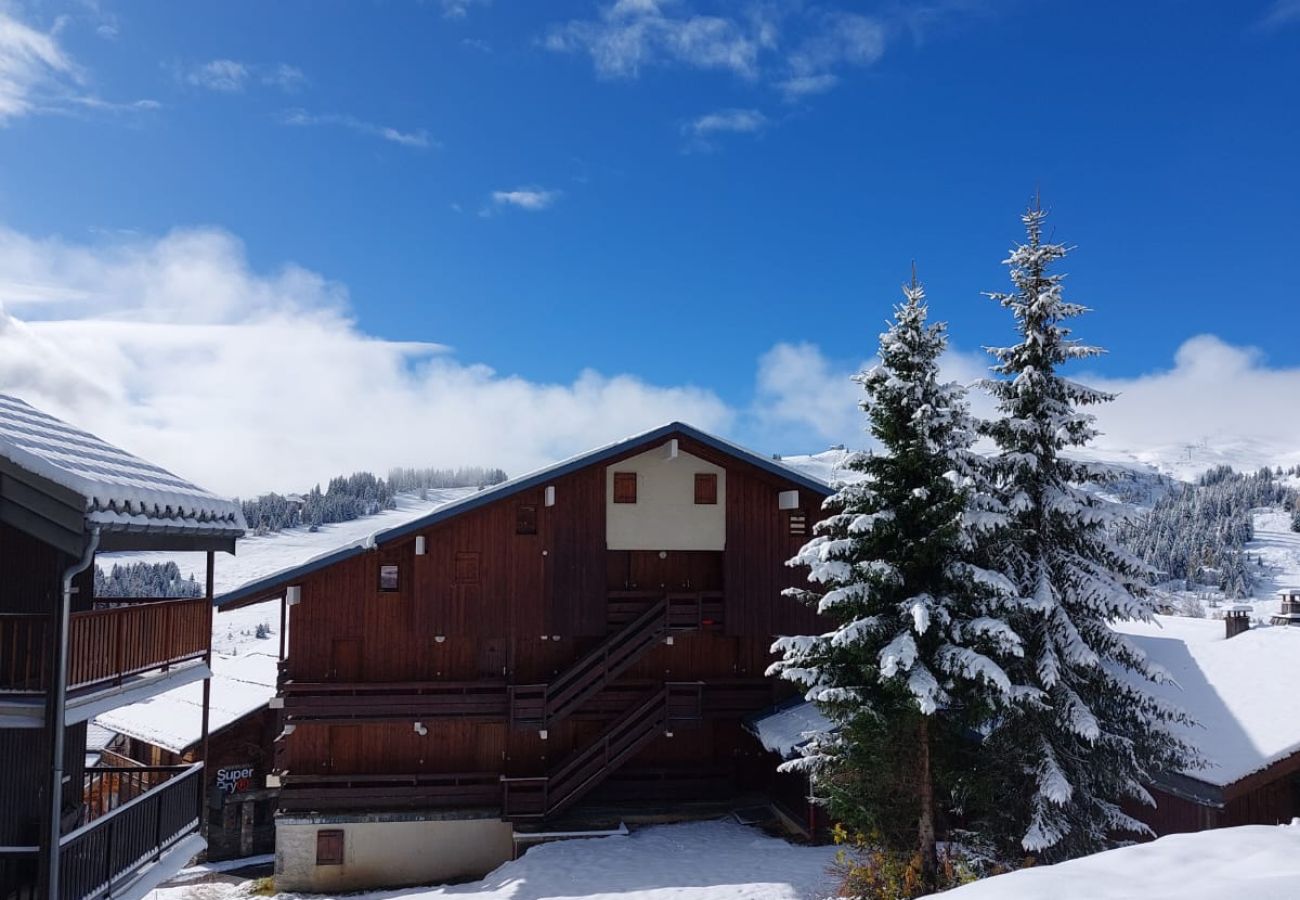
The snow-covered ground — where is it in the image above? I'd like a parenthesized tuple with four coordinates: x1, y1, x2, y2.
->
(927, 822, 1300, 899)
(146, 821, 838, 900)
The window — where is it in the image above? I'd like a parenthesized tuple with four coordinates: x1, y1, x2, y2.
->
(694, 473, 718, 505)
(316, 829, 345, 866)
(788, 510, 808, 536)
(454, 551, 480, 584)
(613, 471, 638, 504)
(378, 564, 399, 592)
(516, 504, 538, 535)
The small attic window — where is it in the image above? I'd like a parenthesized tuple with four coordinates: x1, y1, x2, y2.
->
(613, 472, 637, 504)
(378, 564, 400, 593)
(516, 504, 538, 535)
(694, 473, 717, 505)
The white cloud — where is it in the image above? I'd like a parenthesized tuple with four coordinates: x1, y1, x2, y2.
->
(486, 188, 561, 213)
(281, 109, 433, 148)
(774, 73, 838, 100)
(0, 10, 82, 122)
(750, 331, 1300, 474)
(778, 11, 885, 101)
(544, 0, 776, 80)
(442, 0, 490, 19)
(0, 224, 731, 497)
(183, 59, 306, 93)
(1255, 0, 1300, 31)
(685, 107, 766, 137)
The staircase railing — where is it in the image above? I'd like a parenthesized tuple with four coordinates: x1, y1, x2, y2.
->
(501, 682, 703, 820)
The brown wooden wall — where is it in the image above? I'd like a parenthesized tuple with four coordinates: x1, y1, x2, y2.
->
(280, 432, 829, 786)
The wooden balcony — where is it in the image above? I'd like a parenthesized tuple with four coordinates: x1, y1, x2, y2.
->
(278, 771, 500, 813)
(0, 598, 210, 696)
(0, 763, 203, 900)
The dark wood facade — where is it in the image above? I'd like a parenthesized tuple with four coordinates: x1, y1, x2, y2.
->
(261, 428, 831, 826)
(1142, 751, 1300, 837)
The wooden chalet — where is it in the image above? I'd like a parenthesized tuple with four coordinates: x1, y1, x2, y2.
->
(1115, 614, 1300, 836)
(217, 422, 831, 892)
(0, 394, 244, 899)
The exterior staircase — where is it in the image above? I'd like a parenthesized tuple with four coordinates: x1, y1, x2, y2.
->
(508, 592, 719, 730)
(501, 682, 703, 820)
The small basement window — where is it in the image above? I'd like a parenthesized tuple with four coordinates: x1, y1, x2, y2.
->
(378, 564, 400, 592)
(316, 829, 345, 866)
(694, 473, 718, 505)
(613, 471, 638, 504)
(516, 504, 538, 535)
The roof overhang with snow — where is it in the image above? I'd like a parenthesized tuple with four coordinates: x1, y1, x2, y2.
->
(217, 421, 831, 610)
(0, 394, 245, 555)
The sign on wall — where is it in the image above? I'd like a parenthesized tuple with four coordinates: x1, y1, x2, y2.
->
(216, 765, 256, 795)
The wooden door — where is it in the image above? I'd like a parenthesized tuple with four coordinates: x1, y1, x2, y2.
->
(329, 638, 362, 682)
(328, 726, 360, 774)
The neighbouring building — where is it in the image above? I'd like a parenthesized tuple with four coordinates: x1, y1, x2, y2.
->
(95, 651, 280, 861)
(1116, 613, 1300, 834)
(216, 422, 832, 893)
(0, 393, 244, 899)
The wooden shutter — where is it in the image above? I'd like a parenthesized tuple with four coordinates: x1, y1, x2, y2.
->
(455, 551, 481, 583)
(694, 473, 718, 505)
(516, 504, 538, 535)
(613, 472, 638, 504)
(316, 829, 344, 866)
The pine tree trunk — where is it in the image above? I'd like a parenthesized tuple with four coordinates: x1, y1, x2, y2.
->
(917, 715, 938, 888)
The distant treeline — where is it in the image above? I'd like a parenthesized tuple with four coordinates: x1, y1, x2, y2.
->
(1116, 465, 1297, 598)
(95, 561, 203, 599)
(240, 466, 507, 535)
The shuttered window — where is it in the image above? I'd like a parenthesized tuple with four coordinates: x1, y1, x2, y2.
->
(694, 473, 718, 505)
(455, 551, 481, 583)
(378, 564, 399, 592)
(516, 504, 538, 535)
(613, 472, 638, 504)
(316, 829, 345, 866)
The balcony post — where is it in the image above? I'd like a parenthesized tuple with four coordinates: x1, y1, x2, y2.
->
(44, 527, 100, 900)
(200, 550, 215, 837)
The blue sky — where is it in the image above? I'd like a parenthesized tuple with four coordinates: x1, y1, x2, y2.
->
(0, 1, 1298, 493)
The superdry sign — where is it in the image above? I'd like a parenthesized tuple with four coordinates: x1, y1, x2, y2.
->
(216, 765, 256, 795)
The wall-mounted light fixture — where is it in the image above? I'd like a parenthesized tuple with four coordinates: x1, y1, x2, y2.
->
(434, 634, 446, 644)
(415, 536, 427, 556)
(544, 485, 556, 507)
(778, 490, 800, 510)
(286, 585, 302, 606)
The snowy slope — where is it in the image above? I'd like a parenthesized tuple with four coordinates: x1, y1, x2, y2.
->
(99, 487, 476, 598)
(928, 822, 1300, 900)
(149, 820, 838, 900)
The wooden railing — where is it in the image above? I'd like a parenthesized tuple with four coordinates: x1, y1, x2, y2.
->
(281, 680, 509, 723)
(61, 764, 202, 900)
(278, 771, 499, 813)
(502, 682, 703, 820)
(510, 592, 721, 730)
(0, 598, 210, 695)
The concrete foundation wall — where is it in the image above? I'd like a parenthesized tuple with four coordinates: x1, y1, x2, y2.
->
(275, 814, 514, 893)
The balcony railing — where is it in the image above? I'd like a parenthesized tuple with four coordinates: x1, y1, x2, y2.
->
(0, 764, 203, 900)
(63, 764, 203, 900)
(0, 598, 210, 695)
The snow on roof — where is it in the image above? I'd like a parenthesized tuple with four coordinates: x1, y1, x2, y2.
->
(96, 648, 278, 754)
(746, 699, 833, 760)
(1113, 615, 1300, 787)
(215, 422, 832, 608)
(0, 393, 244, 536)
(929, 822, 1300, 900)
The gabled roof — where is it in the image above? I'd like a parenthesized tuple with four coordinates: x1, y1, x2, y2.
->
(0, 393, 245, 553)
(217, 421, 831, 609)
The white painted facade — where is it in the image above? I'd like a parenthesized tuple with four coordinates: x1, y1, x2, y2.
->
(605, 446, 726, 551)
(274, 814, 514, 892)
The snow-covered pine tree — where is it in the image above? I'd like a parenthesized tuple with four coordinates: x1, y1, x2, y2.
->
(977, 200, 1199, 860)
(770, 272, 1023, 885)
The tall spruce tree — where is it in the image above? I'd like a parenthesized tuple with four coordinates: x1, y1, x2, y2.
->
(771, 273, 1023, 885)
(978, 201, 1198, 860)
